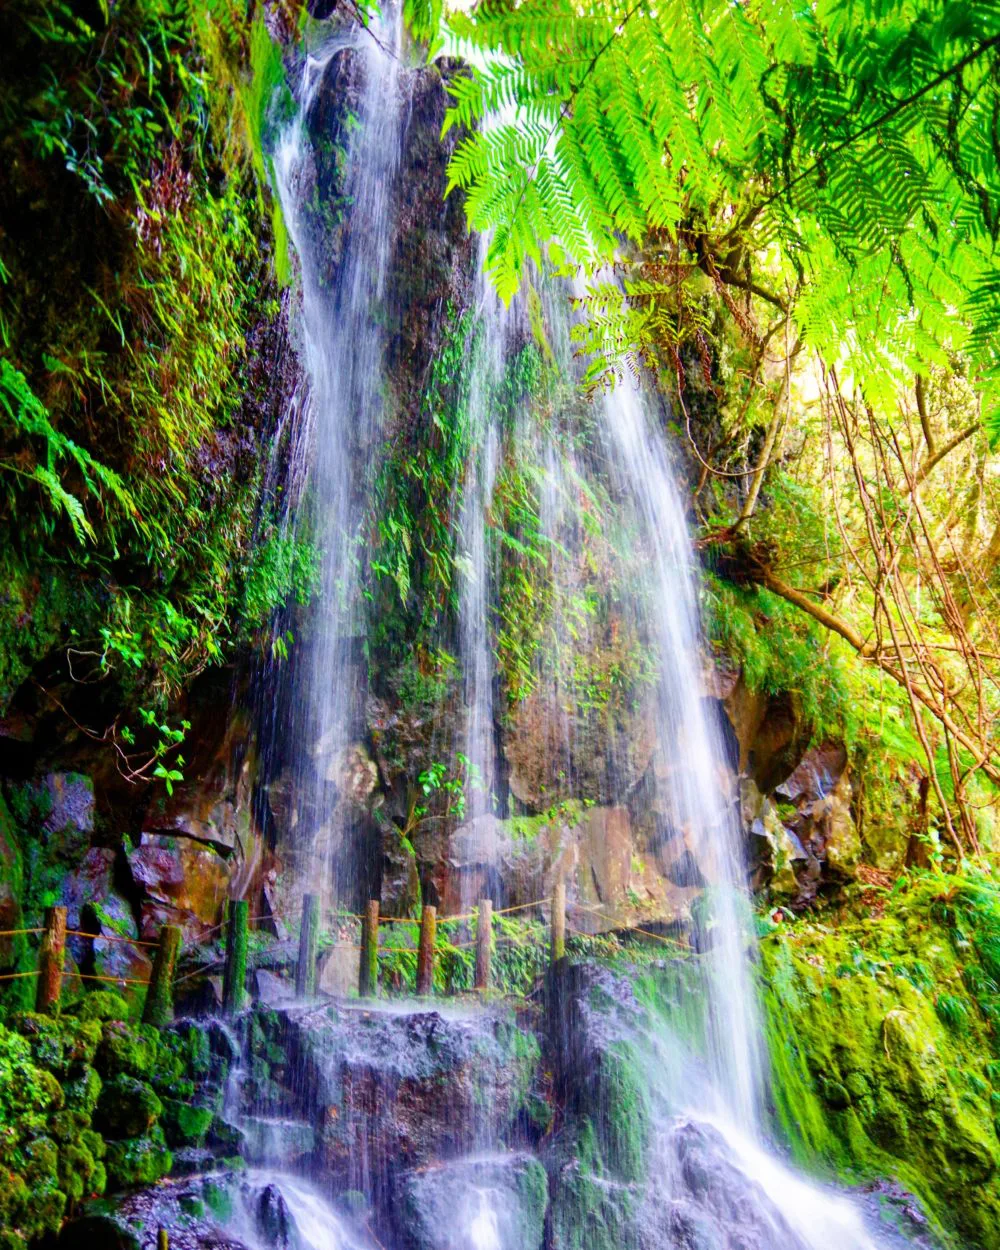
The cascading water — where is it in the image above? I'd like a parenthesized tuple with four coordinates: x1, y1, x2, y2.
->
(271, 7, 403, 914)
(595, 374, 763, 1131)
(454, 257, 506, 827)
(242, 10, 931, 1247)
(587, 371, 894, 1247)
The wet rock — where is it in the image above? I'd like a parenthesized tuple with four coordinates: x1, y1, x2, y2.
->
(316, 941, 358, 996)
(269, 1000, 539, 1181)
(772, 745, 862, 886)
(242, 1117, 316, 1168)
(60, 1173, 251, 1250)
(129, 833, 230, 941)
(255, 968, 296, 1005)
(733, 689, 811, 793)
(310, 738, 379, 803)
(256, 1182, 294, 1247)
(503, 686, 656, 810)
(743, 779, 806, 898)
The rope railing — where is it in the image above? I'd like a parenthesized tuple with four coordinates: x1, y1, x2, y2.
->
(65, 928, 160, 948)
(3, 883, 691, 1021)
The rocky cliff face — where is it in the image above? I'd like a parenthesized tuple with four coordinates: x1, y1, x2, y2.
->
(0, 10, 931, 1011)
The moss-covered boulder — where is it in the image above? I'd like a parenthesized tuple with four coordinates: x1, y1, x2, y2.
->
(104, 1125, 173, 1190)
(762, 871, 1000, 1247)
(160, 1098, 214, 1147)
(95, 1075, 163, 1139)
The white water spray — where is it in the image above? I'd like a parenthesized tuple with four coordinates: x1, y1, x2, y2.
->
(272, 9, 403, 911)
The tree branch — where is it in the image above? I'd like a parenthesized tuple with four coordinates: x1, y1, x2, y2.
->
(913, 421, 980, 487)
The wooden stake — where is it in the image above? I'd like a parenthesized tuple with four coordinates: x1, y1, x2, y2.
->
(142, 925, 182, 1027)
(359, 899, 379, 997)
(36, 906, 66, 1014)
(158, 1230, 169, 1250)
(551, 880, 566, 965)
(222, 899, 249, 1016)
(474, 898, 492, 991)
(296, 893, 320, 998)
(416, 903, 437, 996)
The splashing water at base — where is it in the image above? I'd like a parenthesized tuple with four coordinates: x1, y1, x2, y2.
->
(466, 1190, 502, 1250)
(228, 1171, 372, 1250)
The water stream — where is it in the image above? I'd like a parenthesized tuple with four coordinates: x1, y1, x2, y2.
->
(271, 6, 404, 913)
(250, 12, 923, 1249)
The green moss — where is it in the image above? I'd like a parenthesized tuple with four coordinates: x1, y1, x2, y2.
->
(0, 1007, 180, 1232)
(104, 1125, 172, 1190)
(204, 1177, 235, 1222)
(63, 1067, 102, 1116)
(95, 1075, 162, 1139)
(67, 991, 129, 1024)
(160, 1099, 214, 1147)
(593, 1045, 650, 1184)
(548, 1116, 638, 1250)
(762, 871, 1000, 1248)
(95, 1021, 158, 1079)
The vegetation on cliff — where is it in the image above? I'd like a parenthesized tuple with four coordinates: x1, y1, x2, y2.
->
(0, 0, 312, 773)
(2, 2, 1000, 1248)
(440, 0, 1000, 854)
(764, 867, 1000, 1247)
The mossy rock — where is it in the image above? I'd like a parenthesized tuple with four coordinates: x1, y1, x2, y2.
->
(58, 1139, 105, 1204)
(94, 1074, 163, 1139)
(65, 990, 129, 1024)
(592, 1044, 650, 1183)
(762, 890, 1000, 1249)
(547, 1116, 639, 1250)
(95, 1020, 158, 1078)
(63, 1066, 102, 1116)
(164, 1022, 212, 1080)
(104, 1126, 172, 1190)
(161, 1098, 214, 1147)
(9, 1012, 101, 1079)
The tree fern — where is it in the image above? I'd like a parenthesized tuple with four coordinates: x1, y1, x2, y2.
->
(444, 0, 1000, 424)
(0, 359, 139, 545)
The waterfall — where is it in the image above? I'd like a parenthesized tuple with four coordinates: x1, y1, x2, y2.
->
(454, 256, 506, 824)
(271, 6, 403, 914)
(253, 11, 917, 1248)
(596, 374, 763, 1130)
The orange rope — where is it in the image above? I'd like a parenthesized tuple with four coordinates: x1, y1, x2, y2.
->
(70, 973, 150, 986)
(0, 928, 44, 937)
(65, 929, 159, 948)
(0, 970, 40, 980)
(493, 898, 551, 917)
(172, 958, 225, 987)
(627, 926, 689, 950)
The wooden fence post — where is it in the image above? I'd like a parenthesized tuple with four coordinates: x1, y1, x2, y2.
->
(142, 925, 182, 1027)
(359, 900, 379, 997)
(222, 899, 249, 1016)
(296, 893, 320, 998)
(474, 898, 492, 991)
(551, 880, 566, 965)
(416, 904, 437, 996)
(158, 1229, 169, 1250)
(36, 905, 66, 1014)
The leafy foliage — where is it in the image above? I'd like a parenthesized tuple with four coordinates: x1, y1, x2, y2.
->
(0, 0, 303, 729)
(445, 0, 1000, 414)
